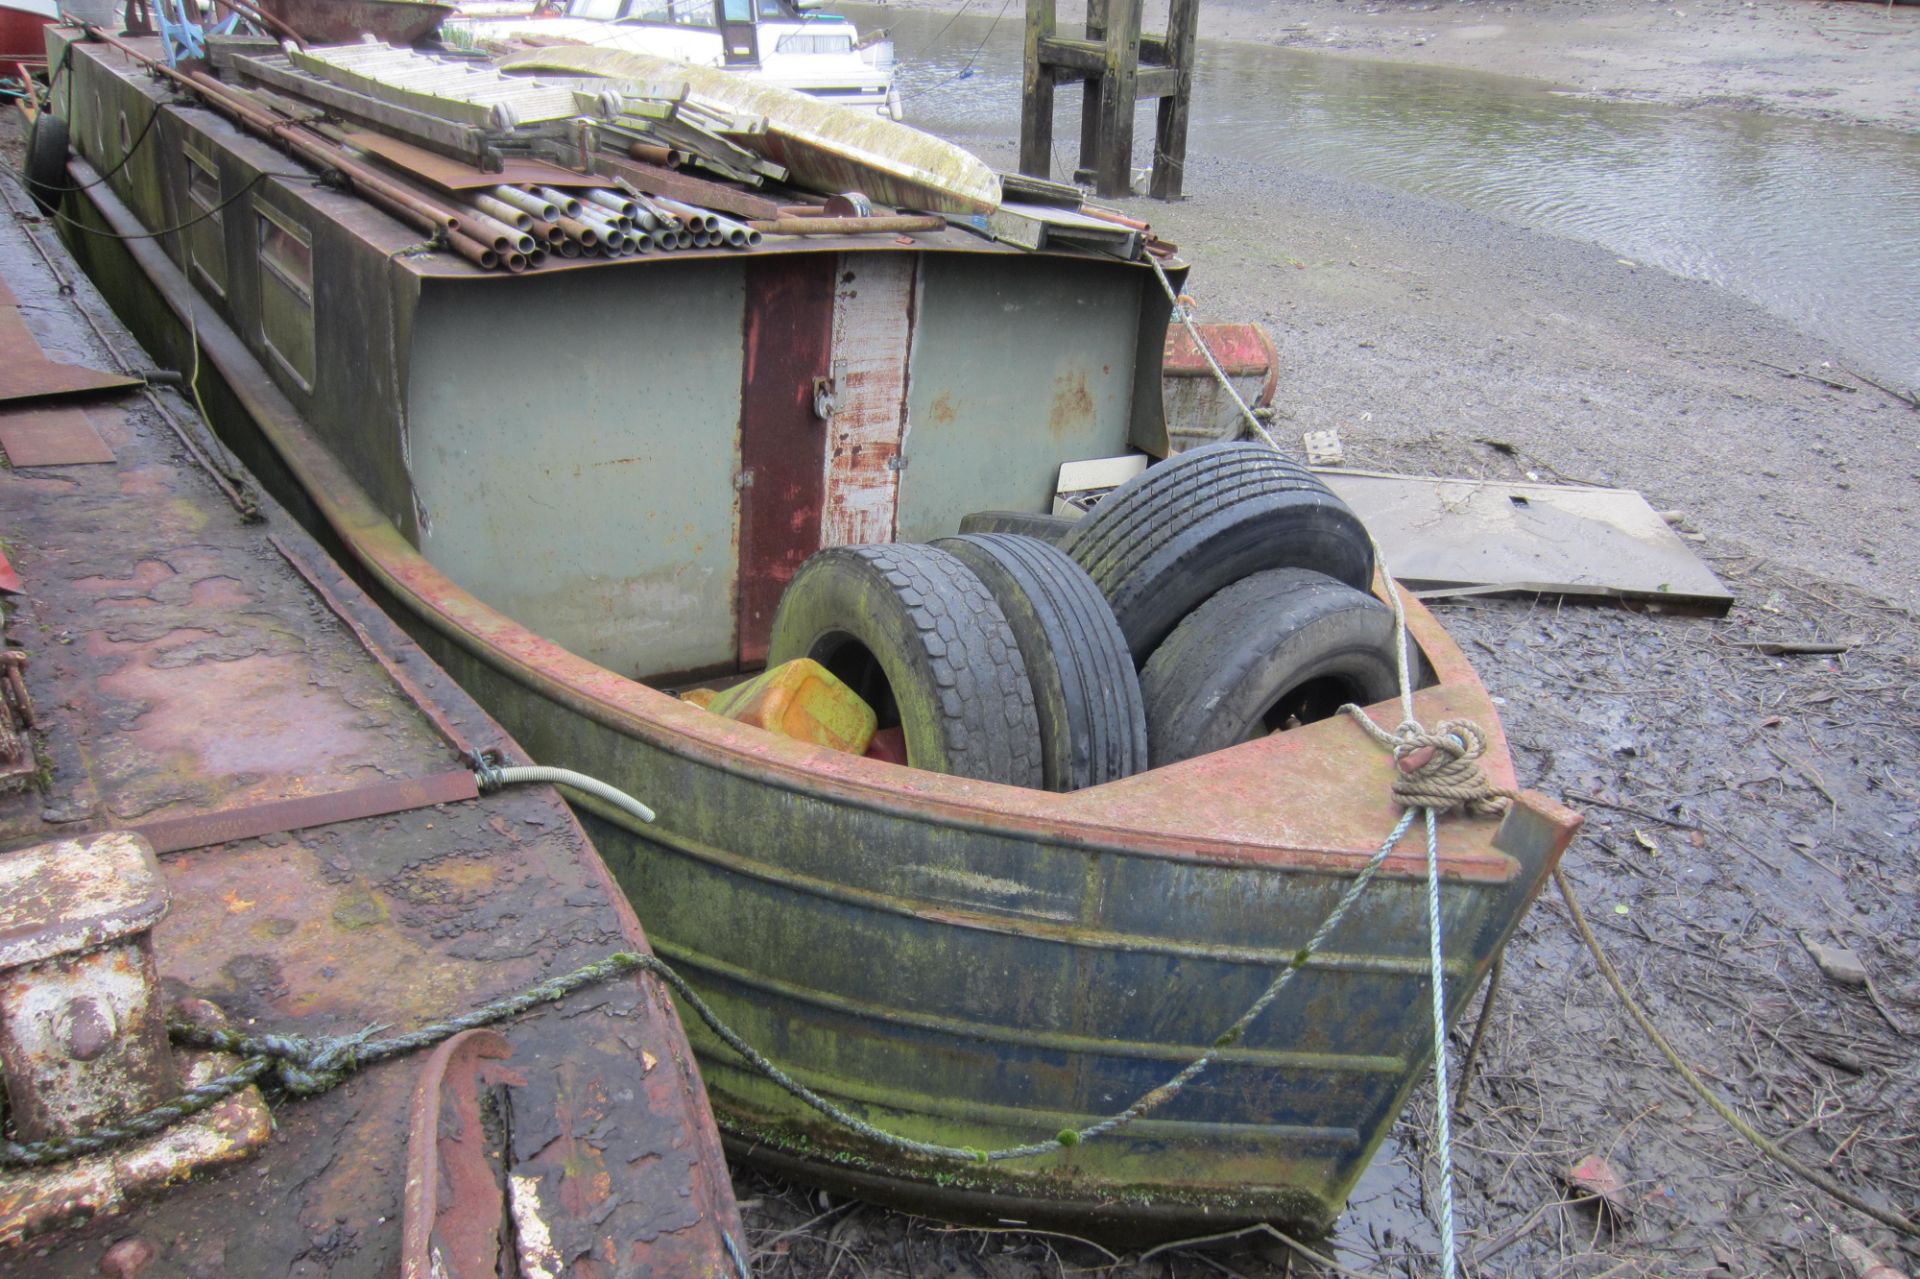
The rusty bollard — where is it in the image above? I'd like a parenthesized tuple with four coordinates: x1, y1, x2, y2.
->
(0, 832, 271, 1247)
(0, 832, 177, 1142)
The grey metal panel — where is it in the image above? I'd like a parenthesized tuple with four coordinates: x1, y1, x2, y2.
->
(896, 255, 1144, 542)
(407, 262, 747, 678)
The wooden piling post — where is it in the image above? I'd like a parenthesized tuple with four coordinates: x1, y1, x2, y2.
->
(1020, 0, 1198, 200)
(1019, 0, 1056, 180)
(1150, 0, 1200, 199)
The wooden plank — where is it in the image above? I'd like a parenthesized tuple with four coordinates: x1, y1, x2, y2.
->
(1134, 66, 1181, 99)
(1037, 36, 1105, 73)
(0, 407, 115, 466)
(343, 130, 598, 191)
(1019, 0, 1057, 180)
(232, 55, 490, 164)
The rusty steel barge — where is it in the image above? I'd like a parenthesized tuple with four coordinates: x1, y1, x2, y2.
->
(41, 25, 1581, 1240)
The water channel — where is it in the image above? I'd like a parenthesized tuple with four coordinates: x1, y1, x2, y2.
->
(847, 4, 1920, 389)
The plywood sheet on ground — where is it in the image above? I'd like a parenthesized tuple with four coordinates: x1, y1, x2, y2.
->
(1320, 470, 1733, 613)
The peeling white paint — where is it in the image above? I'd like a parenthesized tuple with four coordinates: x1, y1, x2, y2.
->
(507, 1173, 563, 1279)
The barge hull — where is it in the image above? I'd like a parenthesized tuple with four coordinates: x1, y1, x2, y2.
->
(49, 30, 1581, 1239)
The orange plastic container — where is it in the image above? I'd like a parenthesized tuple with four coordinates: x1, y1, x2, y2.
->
(694, 658, 877, 755)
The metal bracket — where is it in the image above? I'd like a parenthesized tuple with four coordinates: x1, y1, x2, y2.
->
(811, 372, 839, 422)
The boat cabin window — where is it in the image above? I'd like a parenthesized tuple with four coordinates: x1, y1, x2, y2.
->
(607, 0, 716, 27)
(183, 142, 227, 298)
(775, 30, 854, 53)
(255, 201, 316, 392)
(721, 0, 751, 19)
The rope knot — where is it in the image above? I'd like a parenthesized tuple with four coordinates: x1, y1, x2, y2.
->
(256, 1027, 380, 1095)
(1341, 708, 1518, 817)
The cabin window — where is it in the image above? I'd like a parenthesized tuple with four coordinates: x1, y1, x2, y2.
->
(255, 201, 315, 392)
(721, 0, 752, 20)
(183, 143, 227, 298)
(776, 31, 854, 54)
(618, 0, 716, 28)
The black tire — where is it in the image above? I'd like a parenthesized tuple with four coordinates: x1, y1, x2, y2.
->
(1140, 568, 1403, 767)
(25, 115, 71, 217)
(934, 533, 1147, 791)
(957, 510, 1078, 545)
(767, 543, 1043, 787)
(1062, 442, 1374, 665)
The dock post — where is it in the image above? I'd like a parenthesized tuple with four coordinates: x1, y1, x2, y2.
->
(1020, 0, 1198, 200)
(1150, 0, 1200, 199)
(1019, 0, 1057, 180)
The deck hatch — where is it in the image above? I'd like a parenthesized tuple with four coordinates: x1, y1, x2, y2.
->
(255, 199, 315, 392)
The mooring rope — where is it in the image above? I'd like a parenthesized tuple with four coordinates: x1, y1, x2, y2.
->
(1149, 248, 1506, 1278)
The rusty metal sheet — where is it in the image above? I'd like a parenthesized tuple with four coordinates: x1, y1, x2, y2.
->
(342, 130, 602, 192)
(268, 533, 481, 760)
(132, 769, 481, 855)
(819, 252, 914, 548)
(736, 254, 835, 667)
(0, 407, 115, 466)
(0, 184, 743, 1272)
(0, 284, 140, 406)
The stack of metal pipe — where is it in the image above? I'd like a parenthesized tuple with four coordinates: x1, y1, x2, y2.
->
(451, 184, 762, 260)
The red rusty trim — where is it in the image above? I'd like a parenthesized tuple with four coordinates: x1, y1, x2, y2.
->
(269, 532, 478, 761)
(1162, 322, 1277, 382)
(132, 769, 479, 855)
(400, 1029, 523, 1279)
(736, 255, 837, 666)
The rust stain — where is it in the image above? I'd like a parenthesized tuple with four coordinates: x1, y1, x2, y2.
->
(1048, 368, 1097, 438)
(188, 576, 251, 609)
(928, 392, 957, 425)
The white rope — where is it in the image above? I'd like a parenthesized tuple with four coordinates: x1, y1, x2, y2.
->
(1146, 251, 1459, 1277)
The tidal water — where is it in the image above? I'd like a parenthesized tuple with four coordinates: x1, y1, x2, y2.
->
(855, 4, 1920, 389)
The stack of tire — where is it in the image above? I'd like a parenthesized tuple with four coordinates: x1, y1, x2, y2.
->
(765, 443, 1400, 788)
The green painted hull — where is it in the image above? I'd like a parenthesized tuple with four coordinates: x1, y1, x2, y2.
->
(54, 32, 1580, 1239)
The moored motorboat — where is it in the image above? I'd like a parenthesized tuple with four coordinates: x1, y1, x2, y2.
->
(39, 25, 1581, 1240)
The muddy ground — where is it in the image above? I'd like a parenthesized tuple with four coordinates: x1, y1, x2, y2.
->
(7, 5, 1919, 1270)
